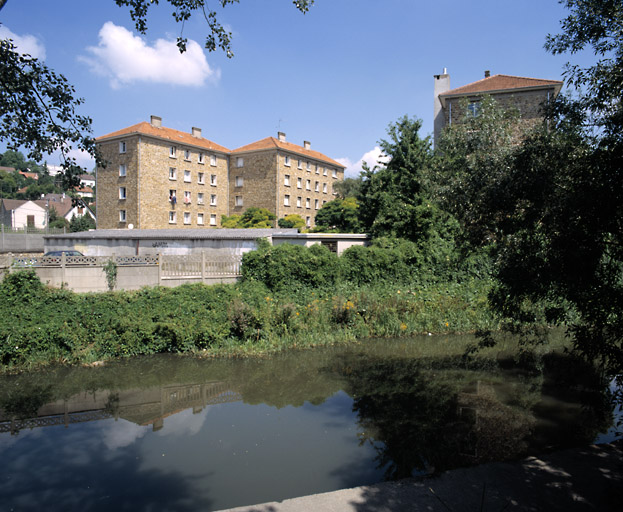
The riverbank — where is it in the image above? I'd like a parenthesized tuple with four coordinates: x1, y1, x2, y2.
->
(217, 442, 623, 511)
(0, 268, 500, 372)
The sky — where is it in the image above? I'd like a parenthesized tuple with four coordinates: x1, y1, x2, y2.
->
(0, 0, 591, 178)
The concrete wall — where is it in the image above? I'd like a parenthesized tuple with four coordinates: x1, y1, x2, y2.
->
(45, 236, 260, 257)
(0, 233, 45, 252)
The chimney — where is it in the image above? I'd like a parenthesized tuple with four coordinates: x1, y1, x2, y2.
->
(433, 68, 451, 148)
(278, 131, 286, 142)
(150, 115, 162, 128)
(192, 126, 202, 138)
(303, 140, 311, 150)
(484, 70, 490, 78)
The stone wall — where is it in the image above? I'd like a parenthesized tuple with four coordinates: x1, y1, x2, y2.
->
(228, 151, 278, 218)
(444, 88, 556, 136)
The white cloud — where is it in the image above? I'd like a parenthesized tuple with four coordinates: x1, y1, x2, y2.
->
(0, 26, 46, 59)
(336, 146, 390, 179)
(80, 22, 218, 89)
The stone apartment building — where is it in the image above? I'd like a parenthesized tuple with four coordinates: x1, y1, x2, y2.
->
(229, 133, 344, 229)
(433, 69, 563, 146)
(96, 116, 344, 229)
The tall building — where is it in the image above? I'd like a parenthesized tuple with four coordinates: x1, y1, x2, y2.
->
(433, 70, 563, 146)
(95, 117, 344, 230)
(229, 132, 344, 229)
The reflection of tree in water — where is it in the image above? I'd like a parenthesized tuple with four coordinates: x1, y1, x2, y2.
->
(335, 352, 612, 480)
(0, 383, 53, 420)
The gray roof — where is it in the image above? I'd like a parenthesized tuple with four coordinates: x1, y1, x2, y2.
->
(44, 228, 299, 240)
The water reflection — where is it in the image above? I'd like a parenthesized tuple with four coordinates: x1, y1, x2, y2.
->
(0, 337, 617, 511)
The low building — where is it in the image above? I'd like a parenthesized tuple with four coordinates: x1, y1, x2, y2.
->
(1, 199, 47, 229)
(433, 69, 563, 146)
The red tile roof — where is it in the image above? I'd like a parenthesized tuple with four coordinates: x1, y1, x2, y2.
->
(232, 137, 345, 168)
(441, 74, 563, 97)
(96, 122, 230, 153)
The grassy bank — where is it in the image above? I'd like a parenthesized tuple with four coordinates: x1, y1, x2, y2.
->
(0, 267, 498, 372)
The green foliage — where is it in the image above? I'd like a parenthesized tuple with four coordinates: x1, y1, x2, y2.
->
(103, 259, 118, 291)
(69, 214, 95, 232)
(222, 207, 276, 228)
(242, 242, 340, 291)
(431, 96, 519, 246)
(0, 269, 45, 305)
(314, 197, 362, 233)
(278, 214, 305, 230)
(0, 39, 102, 190)
(333, 177, 362, 199)
(115, 0, 314, 57)
(47, 206, 68, 229)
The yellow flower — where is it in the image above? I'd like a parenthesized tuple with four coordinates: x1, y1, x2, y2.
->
(400, 323, 407, 330)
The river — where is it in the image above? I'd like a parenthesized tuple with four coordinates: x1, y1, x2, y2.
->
(0, 334, 619, 511)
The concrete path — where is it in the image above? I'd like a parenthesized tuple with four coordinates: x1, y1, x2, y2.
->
(217, 442, 622, 512)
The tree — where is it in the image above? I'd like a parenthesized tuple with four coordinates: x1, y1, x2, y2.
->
(333, 177, 362, 199)
(222, 207, 276, 228)
(47, 206, 68, 229)
(313, 197, 362, 233)
(115, 0, 314, 57)
(467, 0, 623, 375)
(0, 36, 102, 192)
(430, 96, 519, 247)
(358, 116, 455, 245)
(69, 214, 96, 232)
(278, 214, 305, 230)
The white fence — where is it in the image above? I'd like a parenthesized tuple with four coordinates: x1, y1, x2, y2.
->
(4, 252, 242, 292)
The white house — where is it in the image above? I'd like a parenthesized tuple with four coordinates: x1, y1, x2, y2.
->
(1, 199, 47, 229)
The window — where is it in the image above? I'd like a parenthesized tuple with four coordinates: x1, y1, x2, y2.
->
(210, 194, 217, 206)
(322, 167, 327, 176)
(306, 216, 311, 227)
(184, 170, 191, 182)
(198, 152, 205, 164)
(235, 195, 243, 206)
(210, 174, 217, 186)
(284, 194, 290, 206)
(170, 146, 177, 158)
(332, 169, 337, 178)
(169, 167, 177, 180)
(297, 196, 302, 207)
(315, 181, 320, 192)
(315, 165, 319, 175)
(197, 213, 204, 225)
(468, 101, 481, 117)
(198, 172, 205, 184)
(119, 141, 126, 153)
(210, 213, 217, 226)
(184, 212, 191, 224)
(169, 190, 177, 204)
(210, 154, 217, 166)
(119, 210, 126, 222)
(198, 192, 204, 205)
(284, 155, 291, 167)
(169, 211, 177, 224)
(297, 177, 302, 189)
(306, 179, 311, 191)
(306, 161, 311, 171)
(119, 164, 126, 177)
(323, 183, 327, 193)
(235, 175, 243, 187)
(323, 200, 327, 205)
(236, 157, 244, 168)
(183, 191, 191, 204)
(315, 199, 319, 210)
(297, 159, 303, 169)
(119, 187, 126, 199)
(284, 174, 290, 186)
(306, 198, 310, 209)
(184, 149, 191, 160)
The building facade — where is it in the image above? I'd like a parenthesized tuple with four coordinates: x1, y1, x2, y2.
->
(433, 70, 563, 146)
(96, 118, 344, 230)
(229, 132, 344, 229)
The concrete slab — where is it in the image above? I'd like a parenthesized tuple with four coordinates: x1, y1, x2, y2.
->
(217, 442, 622, 512)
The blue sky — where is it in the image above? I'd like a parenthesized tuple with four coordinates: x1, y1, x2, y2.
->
(0, 0, 588, 177)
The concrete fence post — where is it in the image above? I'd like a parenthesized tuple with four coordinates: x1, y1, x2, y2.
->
(61, 251, 66, 287)
(158, 253, 162, 286)
(202, 250, 206, 284)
